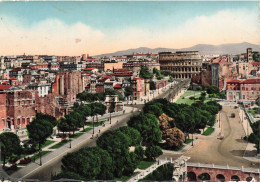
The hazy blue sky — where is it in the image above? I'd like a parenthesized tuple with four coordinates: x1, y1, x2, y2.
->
(0, 1, 258, 55)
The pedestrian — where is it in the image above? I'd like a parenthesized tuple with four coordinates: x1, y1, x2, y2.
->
(117, 120, 118, 123)
(99, 129, 100, 133)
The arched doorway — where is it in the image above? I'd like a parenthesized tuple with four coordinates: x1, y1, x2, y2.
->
(246, 177, 253, 182)
(187, 171, 196, 181)
(231, 175, 240, 181)
(216, 174, 225, 182)
(198, 173, 210, 181)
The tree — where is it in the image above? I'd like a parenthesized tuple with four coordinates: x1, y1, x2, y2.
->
(118, 126, 142, 146)
(139, 66, 152, 79)
(127, 113, 161, 145)
(149, 81, 156, 90)
(134, 145, 144, 161)
(65, 112, 82, 135)
(61, 147, 104, 180)
(52, 171, 86, 181)
(124, 86, 133, 97)
(160, 70, 171, 76)
(206, 86, 219, 94)
(143, 104, 163, 117)
(253, 51, 260, 62)
(0, 132, 21, 168)
(145, 145, 162, 161)
(97, 130, 131, 177)
(218, 92, 226, 100)
(123, 152, 139, 176)
(35, 113, 57, 127)
(26, 118, 53, 165)
(89, 102, 106, 123)
(57, 117, 70, 134)
(73, 105, 91, 129)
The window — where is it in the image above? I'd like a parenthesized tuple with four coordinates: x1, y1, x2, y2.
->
(243, 95, 245, 99)
(242, 87, 245, 90)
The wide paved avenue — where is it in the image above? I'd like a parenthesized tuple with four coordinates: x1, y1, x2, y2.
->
(178, 105, 259, 168)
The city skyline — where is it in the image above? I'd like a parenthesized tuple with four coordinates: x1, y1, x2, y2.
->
(0, 1, 259, 56)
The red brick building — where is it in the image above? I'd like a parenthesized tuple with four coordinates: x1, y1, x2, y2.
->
(52, 71, 83, 103)
(0, 90, 37, 130)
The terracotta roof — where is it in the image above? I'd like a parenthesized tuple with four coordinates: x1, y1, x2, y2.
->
(113, 84, 122, 89)
(0, 85, 12, 90)
(83, 68, 95, 71)
(132, 78, 142, 81)
(252, 62, 260, 66)
(9, 77, 17, 80)
(10, 68, 21, 72)
(241, 79, 260, 84)
(227, 79, 240, 83)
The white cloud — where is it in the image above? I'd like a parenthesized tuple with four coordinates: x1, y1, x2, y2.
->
(0, 9, 259, 56)
(0, 18, 104, 56)
(107, 9, 259, 51)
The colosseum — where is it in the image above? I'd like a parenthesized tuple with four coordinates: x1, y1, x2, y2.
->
(159, 51, 202, 79)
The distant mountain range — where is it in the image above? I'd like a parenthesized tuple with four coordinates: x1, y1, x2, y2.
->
(95, 42, 260, 57)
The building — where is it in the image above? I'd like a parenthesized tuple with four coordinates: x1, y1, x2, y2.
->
(159, 51, 202, 79)
(226, 79, 241, 102)
(226, 78, 260, 105)
(240, 78, 260, 104)
(104, 62, 123, 72)
(132, 78, 144, 100)
(0, 89, 37, 130)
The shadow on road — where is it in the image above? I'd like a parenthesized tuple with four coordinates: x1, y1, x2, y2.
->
(235, 138, 247, 143)
(230, 149, 257, 157)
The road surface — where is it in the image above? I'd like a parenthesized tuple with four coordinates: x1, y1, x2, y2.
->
(162, 105, 260, 168)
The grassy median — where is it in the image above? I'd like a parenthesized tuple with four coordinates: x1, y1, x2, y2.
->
(202, 127, 215, 136)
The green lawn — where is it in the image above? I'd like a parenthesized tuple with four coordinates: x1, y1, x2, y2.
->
(85, 120, 106, 127)
(176, 95, 212, 105)
(202, 127, 215, 136)
(137, 160, 155, 170)
(49, 140, 71, 149)
(82, 127, 93, 132)
(36, 140, 55, 150)
(185, 139, 193, 144)
(114, 172, 140, 181)
(247, 108, 260, 116)
(181, 90, 201, 98)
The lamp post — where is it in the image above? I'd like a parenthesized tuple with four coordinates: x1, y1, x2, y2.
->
(192, 132, 194, 146)
(39, 144, 42, 166)
(92, 116, 95, 134)
(110, 112, 112, 124)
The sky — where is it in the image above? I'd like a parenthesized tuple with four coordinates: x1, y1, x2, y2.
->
(0, 1, 259, 56)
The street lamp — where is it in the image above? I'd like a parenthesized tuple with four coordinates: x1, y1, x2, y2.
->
(192, 133, 194, 146)
(92, 116, 95, 134)
(110, 112, 112, 124)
